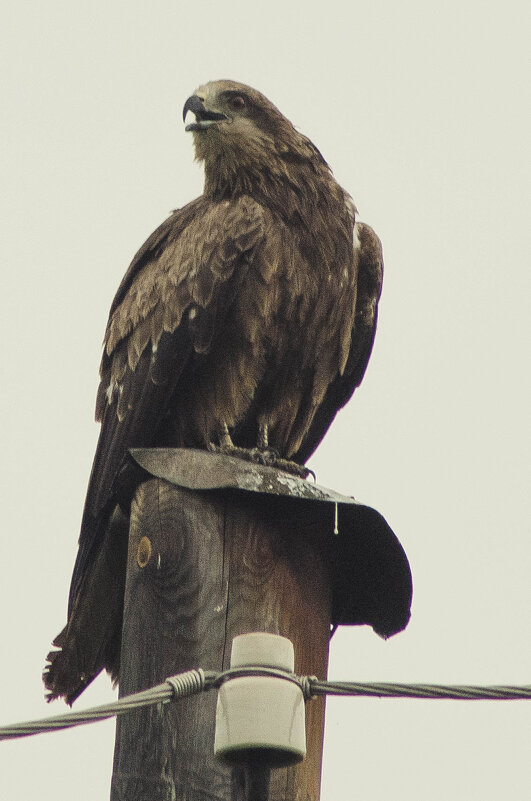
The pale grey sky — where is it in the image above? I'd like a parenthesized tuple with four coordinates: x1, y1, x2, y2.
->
(1, 1, 530, 799)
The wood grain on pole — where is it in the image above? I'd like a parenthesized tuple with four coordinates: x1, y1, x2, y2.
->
(111, 477, 332, 801)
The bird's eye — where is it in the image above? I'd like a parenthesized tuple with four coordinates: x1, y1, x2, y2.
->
(229, 94, 246, 111)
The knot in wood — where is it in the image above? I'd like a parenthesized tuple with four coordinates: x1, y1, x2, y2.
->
(136, 536, 152, 568)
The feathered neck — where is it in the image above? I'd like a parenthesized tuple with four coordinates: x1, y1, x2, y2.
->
(201, 134, 346, 226)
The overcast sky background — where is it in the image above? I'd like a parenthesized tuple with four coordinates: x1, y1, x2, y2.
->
(1, 1, 530, 798)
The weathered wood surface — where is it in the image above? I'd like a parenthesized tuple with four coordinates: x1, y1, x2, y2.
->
(111, 478, 331, 801)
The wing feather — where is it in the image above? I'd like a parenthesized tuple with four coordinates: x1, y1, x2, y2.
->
(293, 222, 383, 463)
(68, 195, 265, 615)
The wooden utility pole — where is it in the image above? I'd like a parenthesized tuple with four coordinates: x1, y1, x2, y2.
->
(112, 475, 330, 800)
(110, 450, 412, 801)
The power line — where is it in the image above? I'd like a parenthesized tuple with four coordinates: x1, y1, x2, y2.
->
(2, 669, 530, 742)
(0, 669, 213, 740)
(309, 679, 531, 701)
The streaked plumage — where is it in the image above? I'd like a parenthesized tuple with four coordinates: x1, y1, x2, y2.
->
(44, 80, 383, 703)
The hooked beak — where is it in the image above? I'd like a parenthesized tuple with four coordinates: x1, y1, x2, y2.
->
(182, 95, 228, 132)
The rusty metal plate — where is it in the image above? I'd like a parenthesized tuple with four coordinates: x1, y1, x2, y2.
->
(129, 448, 360, 506)
(128, 447, 412, 636)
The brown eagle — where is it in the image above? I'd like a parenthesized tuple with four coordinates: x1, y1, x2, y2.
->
(44, 80, 383, 703)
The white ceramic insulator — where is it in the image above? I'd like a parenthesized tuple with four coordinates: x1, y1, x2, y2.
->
(214, 633, 306, 767)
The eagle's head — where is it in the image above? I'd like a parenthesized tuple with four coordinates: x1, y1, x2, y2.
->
(182, 80, 328, 197)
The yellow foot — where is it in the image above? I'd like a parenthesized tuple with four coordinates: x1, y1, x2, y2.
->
(207, 442, 311, 479)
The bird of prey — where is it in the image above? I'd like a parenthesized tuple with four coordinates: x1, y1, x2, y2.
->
(44, 80, 384, 703)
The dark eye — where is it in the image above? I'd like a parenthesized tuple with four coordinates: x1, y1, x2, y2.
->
(228, 94, 246, 111)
